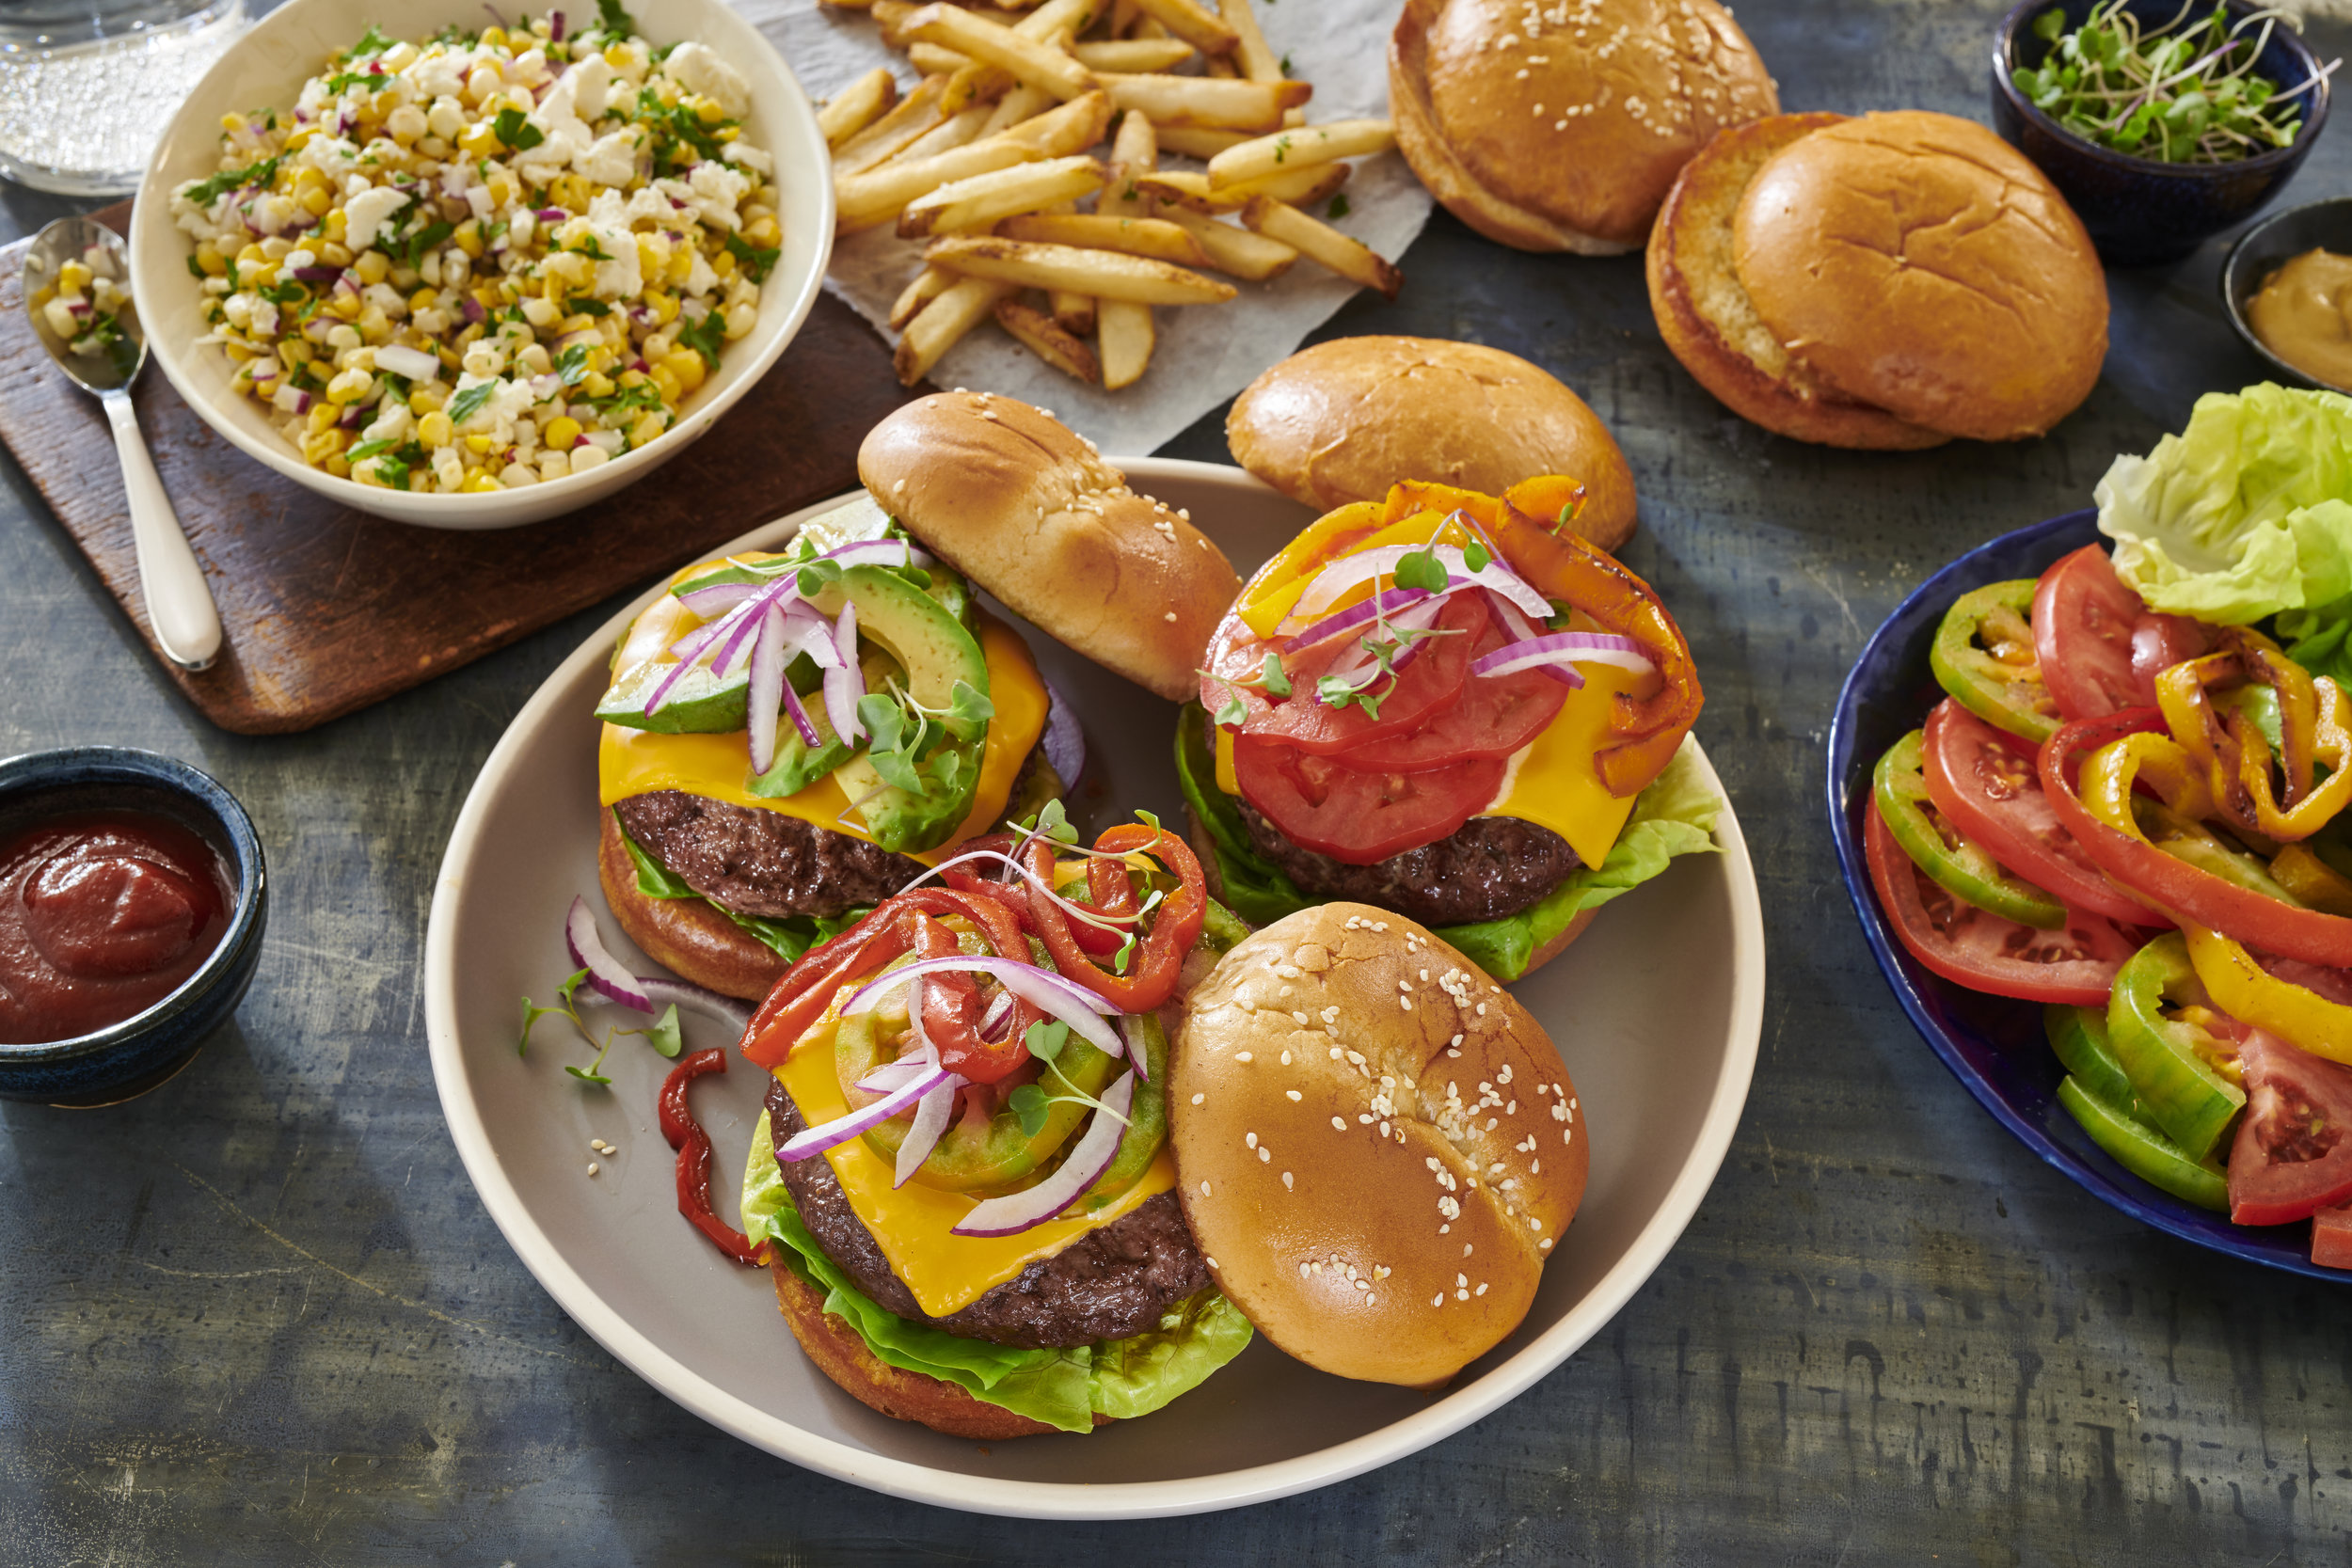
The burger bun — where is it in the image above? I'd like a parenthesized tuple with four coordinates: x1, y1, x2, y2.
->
(596, 809, 790, 1002)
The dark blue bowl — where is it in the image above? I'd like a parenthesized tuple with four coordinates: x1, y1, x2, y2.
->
(0, 748, 266, 1106)
(1991, 0, 2331, 266)
(1825, 511, 2348, 1283)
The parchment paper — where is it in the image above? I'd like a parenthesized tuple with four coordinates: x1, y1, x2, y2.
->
(732, 0, 1433, 452)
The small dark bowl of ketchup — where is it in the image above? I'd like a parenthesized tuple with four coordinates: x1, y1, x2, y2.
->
(0, 747, 265, 1105)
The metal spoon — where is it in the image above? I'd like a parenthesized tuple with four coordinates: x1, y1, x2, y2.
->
(24, 217, 222, 672)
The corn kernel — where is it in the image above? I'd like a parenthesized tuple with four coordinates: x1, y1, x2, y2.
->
(694, 98, 726, 125)
(29, 284, 54, 308)
(710, 248, 736, 279)
(459, 122, 501, 158)
(543, 415, 582, 450)
(660, 348, 707, 394)
(462, 469, 502, 493)
(649, 364, 682, 404)
(604, 42, 631, 68)
(294, 166, 328, 195)
(743, 216, 781, 247)
(646, 290, 679, 325)
(666, 249, 694, 288)
(58, 261, 93, 293)
(714, 125, 739, 144)
(324, 455, 353, 478)
(306, 403, 340, 435)
(357, 307, 390, 342)
(354, 250, 389, 285)
(221, 341, 254, 364)
(285, 126, 316, 153)
(480, 23, 508, 47)
(466, 434, 496, 454)
(298, 186, 332, 217)
(453, 225, 485, 260)
(327, 293, 362, 322)
(629, 411, 667, 449)
(408, 287, 439, 313)
(419, 410, 454, 446)
(487, 172, 518, 208)
(220, 112, 246, 134)
(616, 368, 648, 389)
(301, 427, 349, 464)
(405, 388, 436, 418)
(321, 210, 348, 243)
(580, 371, 614, 398)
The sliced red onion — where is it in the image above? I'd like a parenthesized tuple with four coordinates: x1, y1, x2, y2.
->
(1293, 538, 1549, 623)
(1118, 1016, 1148, 1083)
(950, 1072, 1135, 1236)
(779, 1063, 952, 1162)
(895, 1077, 959, 1187)
(780, 679, 821, 749)
(536, 207, 567, 222)
(564, 895, 651, 1011)
(675, 580, 759, 619)
(1486, 591, 1581, 688)
(373, 343, 440, 382)
(273, 381, 311, 413)
(844, 957, 1122, 1058)
(1470, 631, 1651, 680)
(636, 976, 749, 1035)
(1041, 679, 1085, 785)
(1315, 595, 1446, 705)
(856, 1058, 938, 1094)
(978, 988, 1016, 1040)
(822, 601, 865, 742)
(746, 604, 787, 775)
(897, 847, 1136, 939)
(1279, 585, 1434, 656)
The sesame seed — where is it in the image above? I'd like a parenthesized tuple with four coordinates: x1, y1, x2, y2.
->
(1533, 1160, 1541, 1173)
(1400, 999, 1412, 1012)
(1432, 1293, 1444, 1307)
(1380, 1120, 1391, 1136)
(586, 1163, 599, 1176)
(1192, 1092, 1205, 1104)
(1281, 1050, 1293, 1065)
(1463, 1243, 1473, 1257)
(1259, 1147, 1271, 1163)
(1476, 1283, 1489, 1297)
(1206, 1256, 1219, 1269)
(1439, 1223, 1450, 1233)
(1302, 1262, 1312, 1279)
(1359, 1114, 1374, 1124)
(1540, 1237, 1553, 1249)
(1246, 1132, 1258, 1148)
(1163, 611, 1177, 623)
(1200, 1180, 1212, 1196)
(1332, 1117, 1346, 1131)
(1282, 1171, 1294, 1189)
(1457, 1289, 1470, 1300)
(1366, 1295, 1376, 1306)
(1565, 1129, 1574, 1145)
(1529, 1216, 1543, 1230)
(1457, 1273, 1468, 1287)
(1235, 1052, 1252, 1062)
(1329, 1047, 1343, 1059)
(1286, 1089, 1302, 1101)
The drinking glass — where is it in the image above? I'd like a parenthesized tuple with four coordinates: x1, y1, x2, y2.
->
(0, 0, 247, 196)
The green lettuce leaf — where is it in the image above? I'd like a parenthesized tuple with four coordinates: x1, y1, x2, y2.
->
(2094, 384, 2352, 626)
(739, 1112, 1248, 1433)
(1173, 703, 1723, 981)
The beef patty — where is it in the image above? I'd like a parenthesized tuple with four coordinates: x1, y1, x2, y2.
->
(1236, 799, 1581, 926)
(769, 1077, 1209, 1349)
(613, 791, 927, 918)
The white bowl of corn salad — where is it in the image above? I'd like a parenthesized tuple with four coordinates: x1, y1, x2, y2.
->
(130, 0, 831, 530)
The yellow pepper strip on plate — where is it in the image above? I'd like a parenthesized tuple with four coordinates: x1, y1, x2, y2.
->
(2182, 924, 2352, 1066)
(2155, 639, 2352, 842)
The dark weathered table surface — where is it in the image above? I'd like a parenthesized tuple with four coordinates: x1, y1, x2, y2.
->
(8, 2, 2351, 1560)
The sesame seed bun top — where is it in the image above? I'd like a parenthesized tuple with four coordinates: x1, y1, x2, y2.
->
(1168, 903, 1588, 1388)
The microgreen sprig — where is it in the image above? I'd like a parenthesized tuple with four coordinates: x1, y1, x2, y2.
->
(1009, 1022, 1136, 1136)
(518, 970, 682, 1085)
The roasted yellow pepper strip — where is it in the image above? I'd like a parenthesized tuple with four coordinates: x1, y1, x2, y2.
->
(2081, 731, 2216, 836)
(2182, 924, 2352, 1066)
(2155, 639, 2352, 842)
(2274, 845, 2352, 917)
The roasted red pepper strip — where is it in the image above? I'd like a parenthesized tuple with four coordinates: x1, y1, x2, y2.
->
(1022, 825, 1205, 1011)
(659, 1048, 767, 1266)
(907, 908, 1034, 1085)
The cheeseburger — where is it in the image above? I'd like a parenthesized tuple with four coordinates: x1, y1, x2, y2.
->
(594, 394, 1241, 1000)
(1182, 476, 1718, 981)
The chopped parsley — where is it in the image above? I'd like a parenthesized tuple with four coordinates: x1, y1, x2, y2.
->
(179, 155, 281, 208)
(1327, 193, 1351, 220)
(724, 231, 779, 283)
(677, 307, 725, 370)
(494, 106, 545, 151)
(447, 381, 498, 425)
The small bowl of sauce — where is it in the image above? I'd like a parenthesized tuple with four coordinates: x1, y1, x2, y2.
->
(0, 748, 265, 1105)
(2225, 198, 2352, 394)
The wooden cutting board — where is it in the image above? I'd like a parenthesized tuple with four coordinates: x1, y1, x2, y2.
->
(0, 201, 924, 734)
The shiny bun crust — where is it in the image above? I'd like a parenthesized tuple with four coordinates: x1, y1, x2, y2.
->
(1170, 904, 1589, 1387)
(771, 1258, 1108, 1439)
(1646, 112, 1947, 451)
(596, 808, 788, 1003)
(1731, 111, 2106, 442)
(1391, 0, 1778, 254)
(858, 392, 1243, 703)
(1225, 338, 1638, 554)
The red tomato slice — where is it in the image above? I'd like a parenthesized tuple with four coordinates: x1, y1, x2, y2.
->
(2031, 545, 2208, 721)
(2226, 1029, 2352, 1226)
(1232, 734, 1504, 865)
(2265, 956, 2352, 1006)
(1920, 698, 2169, 927)
(1241, 591, 1490, 756)
(1864, 800, 2143, 1006)
(2312, 1204, 2352, 1269)
(1327, 613, 1568, 768)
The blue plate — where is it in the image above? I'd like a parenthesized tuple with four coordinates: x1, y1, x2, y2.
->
(1826, 510, 2346, 1282)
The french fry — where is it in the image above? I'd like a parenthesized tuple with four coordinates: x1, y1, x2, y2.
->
(1049, 289, 1097, 335)
(889, 264, 955, 330)
(994, 298, 1101, 382)
(1216, 0, 1281, 82)
(994, 88, 1114, 154)
(1242, 196, 1401, 298)
(942, 58, 1015, 111)
(1152, 124, 1248, 160)
(1126, 0, 1238, 54)
(1110, 0, 1139, 29)
(1096, 298, 1153, 390)
(832, 73, 948, 177)
(1016, 0, 1104, 40)
(818, 67, 898, 150)
(924, 235, 1239, 304)
(1206, 118, 1393, 188)
(898, 155, 1106, 238)
(895, 276, 1019, 385)
(820, 0, 876, 8)
(1152, 205, 1296, 279)
(891, 103, 994, 166)
(998, 213, 1211, 265)
(1136, 162, 1345, 213)
(836, 138, 1040, 231)
(871, 0, 921, 47)
(1204, 54, 1238, 78)
(1128, 11, 1168, 37)
(907, 40, 968, 74)
(977, 82, 1055, 136)
(902, 3, 1098, 101)
(1071, 38, 1195, 71)
(1101, 105, 1158, 219)
(1097, 72, 1309, 132)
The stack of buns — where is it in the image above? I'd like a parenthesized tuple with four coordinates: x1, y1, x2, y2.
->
(1648, 110, 2109, 448)
(1390, 0, 1780, 254)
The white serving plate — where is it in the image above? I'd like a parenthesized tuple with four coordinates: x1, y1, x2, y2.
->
(130, 0, 833, 529)
(423, 458, 1766, 1517)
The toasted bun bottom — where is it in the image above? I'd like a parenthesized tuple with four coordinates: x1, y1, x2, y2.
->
(597, 808, 790, 1003)
(1646, 114, 1947, 451)
(771, 1259, 1108, 1439)
(1183, 804, 1596, 982)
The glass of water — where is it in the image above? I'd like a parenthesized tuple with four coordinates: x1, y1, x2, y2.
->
(0, 0, 248, 196)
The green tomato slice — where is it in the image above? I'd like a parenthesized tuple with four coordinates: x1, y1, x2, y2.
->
(1930, 580, 2059, 745)
(2056, 1075, 2229, 1212)
(2106, 932, 2247, 1164)
(1873, 730, 2067, 928)
(1076, 1011, 1170, 1212)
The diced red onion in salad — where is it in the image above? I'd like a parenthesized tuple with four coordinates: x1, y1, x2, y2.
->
(1041, 679, 1085, 784)
(843, 956, 1123, 1059)
(950, 1071, 1136, 1236)
(271, 384, 312, 415)
(373, 343, 440, 382)
(290, 264, 341, 283)
(895, 1075, 959, 1187)
(549, 8, 566, 40)
(1470, 632, 1652, 681)
(779, 1063, 955, 1162)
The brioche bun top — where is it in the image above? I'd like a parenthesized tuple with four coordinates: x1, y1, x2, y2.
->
(1393, 0, 1778, 253)
(1225, 337, 1638, 553)
(857, 393, 1242, 703)
(1170, 904, 1588, 1388)
(1731, 111, 2107, 442)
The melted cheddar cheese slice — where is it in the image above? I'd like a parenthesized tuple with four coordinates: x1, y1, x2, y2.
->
(778, 1039, 1176, 1319)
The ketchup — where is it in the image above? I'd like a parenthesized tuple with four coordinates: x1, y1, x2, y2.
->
(0, 810, 230, 1044)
